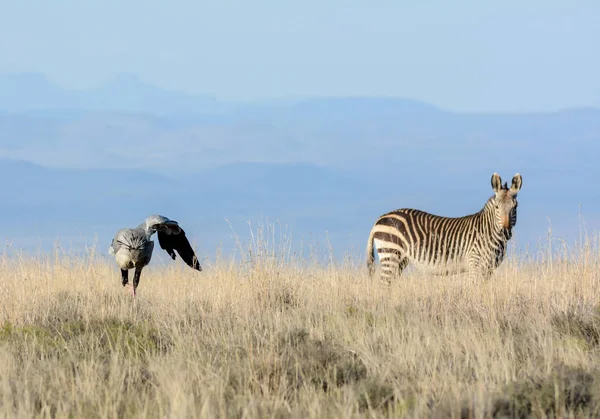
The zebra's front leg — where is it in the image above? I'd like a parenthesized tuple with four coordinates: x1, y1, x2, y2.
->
(467, 258, 494, 283)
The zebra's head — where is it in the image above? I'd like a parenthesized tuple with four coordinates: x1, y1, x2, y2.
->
(491, 173, 522, 231)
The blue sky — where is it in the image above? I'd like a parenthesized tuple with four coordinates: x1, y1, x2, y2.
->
(1, 0, 598, 112)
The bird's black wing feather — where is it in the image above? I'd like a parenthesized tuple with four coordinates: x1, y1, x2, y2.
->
(157, 231, 177, 260)
(157, 228, 202, 271)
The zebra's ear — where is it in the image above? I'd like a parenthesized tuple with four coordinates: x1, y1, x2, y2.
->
(491, 173, 503, 193)
(510, 173, 522, 194)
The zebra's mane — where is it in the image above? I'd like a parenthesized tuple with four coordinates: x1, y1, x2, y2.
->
(480, 195, 499, 214)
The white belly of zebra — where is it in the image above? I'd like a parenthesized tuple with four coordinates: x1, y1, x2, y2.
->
(374, 238, 469, 276)
(411, 258, 469, 276)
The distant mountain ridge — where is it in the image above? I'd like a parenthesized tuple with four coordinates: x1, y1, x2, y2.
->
(0, 72, 449, 116)
(0, 72, 232, 114)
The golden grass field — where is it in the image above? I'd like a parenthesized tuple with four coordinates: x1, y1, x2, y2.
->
(1, 226, 600, 418)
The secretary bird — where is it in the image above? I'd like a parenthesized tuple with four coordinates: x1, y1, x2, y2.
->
(109, 214, 202, 296)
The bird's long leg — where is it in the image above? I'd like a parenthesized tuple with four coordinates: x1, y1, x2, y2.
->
(132, 267, 144, 297)
(121, 269, 129, 286)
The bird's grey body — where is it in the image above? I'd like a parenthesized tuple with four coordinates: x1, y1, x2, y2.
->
(110, 227, 154, 268)
(109, 215, 201, 296)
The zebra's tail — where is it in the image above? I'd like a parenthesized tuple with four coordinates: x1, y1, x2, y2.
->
(366, 226, 376, 277)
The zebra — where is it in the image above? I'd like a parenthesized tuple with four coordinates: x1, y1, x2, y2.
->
(366, 173, 522, 284)
(109, 214, 202, 297)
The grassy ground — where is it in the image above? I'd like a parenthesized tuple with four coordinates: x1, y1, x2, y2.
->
(1, 231, 600, 418)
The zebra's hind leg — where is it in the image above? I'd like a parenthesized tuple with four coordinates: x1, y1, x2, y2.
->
(378, 255, 409, 285)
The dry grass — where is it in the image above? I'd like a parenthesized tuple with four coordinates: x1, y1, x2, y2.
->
(1, 225, 600, 418)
